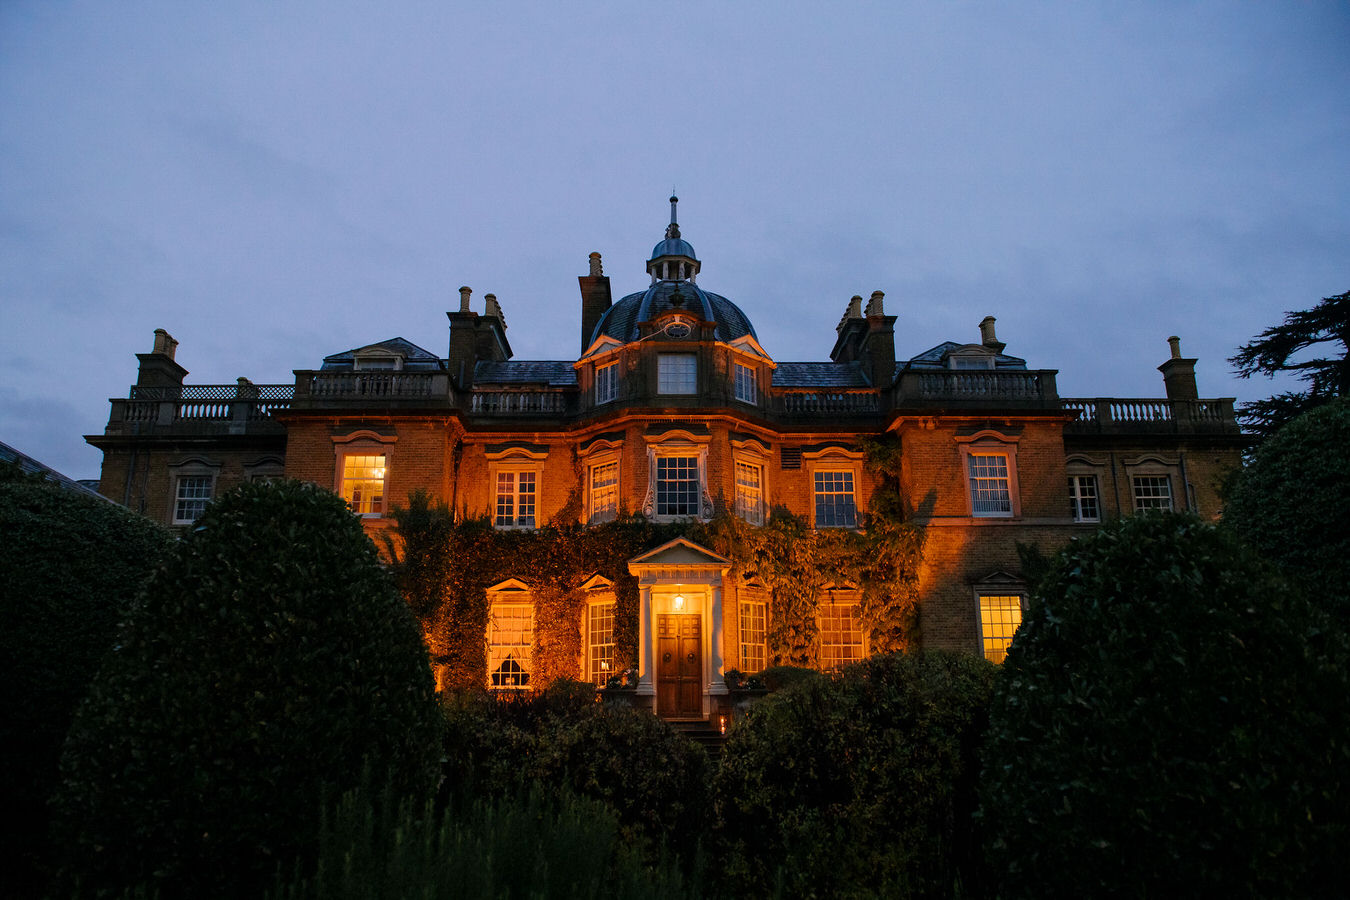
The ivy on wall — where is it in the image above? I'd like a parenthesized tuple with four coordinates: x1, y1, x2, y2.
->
(385, 436, 924, 689)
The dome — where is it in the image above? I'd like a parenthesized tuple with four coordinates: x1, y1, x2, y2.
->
(649, 237, 699, 262)
(591, 281, 758, 346)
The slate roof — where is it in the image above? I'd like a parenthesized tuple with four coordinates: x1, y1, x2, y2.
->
(902, 341, 1028, 370)
(593, 282, 758, 345)
(321, 337, 443, 370)
(772, 361, 871, 388)
(474, 360, 578, 387)
(0, 440, 107, 498)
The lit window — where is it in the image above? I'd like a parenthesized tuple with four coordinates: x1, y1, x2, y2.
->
(588, 600, 615, 686)
(734, 362, 757, 404)
(487, 603, 533, 690)
(735, 461, 764, 525)
(968, 453, 1012, 517)
(596, 361, 617, 405)
(814, 471, 857, 528)
(819, 601, 864, 668)
(658, 354, 697, 394)
(342, 454, 386, 516)
(173, 475, 213, 524)
(1132, 475, 1172, 512)
(656, 456, 700, 517)
(739, 597, 767, 672)
(495, 471, 537, 529)
(1069, 474, 1100, 522)
(979, 594, 1023, 663)
(588, 460, 619, 524)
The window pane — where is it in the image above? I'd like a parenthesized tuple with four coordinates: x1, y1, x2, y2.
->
(1132, 475, 1172, 511)
(656, 456, 700, 516)
(814, 471, 856, 528)
(739, 598, 767, 672)
(1069, 474, 1099, 522)
(735, 461, 763, 525)
(174, 475, 213, 523)
(980, 594, 1023, 663)
(657, 354, 697, 394)
(589, 461, 618, 523)
(342, 454, 386, 515)
(819, 602, 863, 667)
(969, 454, 1012, 516)
(596, 362, 617, 404)
(588, 601, 615, 686)
(734, 363, 757, 404)
(496, 471, 536, 528)
(488, 604, 534, 689)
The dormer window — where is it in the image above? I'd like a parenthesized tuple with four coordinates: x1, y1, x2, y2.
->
(947, 350, 994, 370)
(354, 354, 403, 371)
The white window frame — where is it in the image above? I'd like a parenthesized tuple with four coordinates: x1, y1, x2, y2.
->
(734, 362, 757, 405)
(643, 431, 712, 521)
(1068, 473, 1101, 523)
(333, 431, 396, 519)
(734, 460, 766, 525)
(486, 447, 547, 530)
(1131, 474, 1173, 512)
(804, 449, 863, 529)
(587, 597, 617, 686)
(170, 461, 218, 525)
(595, 360, 618, 405)
(486, 579, 534, 691)
(739, 589, 768, 673)
(494, 470, 538, 529)
(657, 353, 697, 395)
(956, 433, 1021, 519)
(587, 458, 620, 524)
(818, 591, 865, 668)
(977, 593, 1025, 664)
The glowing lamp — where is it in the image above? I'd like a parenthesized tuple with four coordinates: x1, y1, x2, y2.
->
(673, 594, 685, 611)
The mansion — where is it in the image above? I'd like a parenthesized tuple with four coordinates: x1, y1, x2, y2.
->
(88, 199, 1245, 721)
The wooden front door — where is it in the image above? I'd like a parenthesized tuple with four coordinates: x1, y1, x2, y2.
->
(657, 613, 702, 718)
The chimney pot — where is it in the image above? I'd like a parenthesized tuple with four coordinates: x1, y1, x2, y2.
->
(866, 291, 885, 317)
(484, 293, 506, 329)
(979, 316, 998, 346)
(458, 286, 472, 313)
(152, 328, 179, 359)
(1168, 335, 1182, 359)
(589, 252, 603, 276)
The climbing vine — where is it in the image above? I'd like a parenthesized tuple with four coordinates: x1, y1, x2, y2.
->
(385, 438, 923, 688)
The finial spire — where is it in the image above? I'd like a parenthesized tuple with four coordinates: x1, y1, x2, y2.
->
(666, 195, 681, 240)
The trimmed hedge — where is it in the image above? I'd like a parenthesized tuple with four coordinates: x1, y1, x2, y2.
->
(440, 683, 710, 860)
(713, 651, 997, 899)
(980, 513, 1350, 898)
(52, 480, 443, 898)
(0, 480, 172, 895)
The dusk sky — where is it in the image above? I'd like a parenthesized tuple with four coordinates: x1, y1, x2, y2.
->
(3, 2, 1347, 479)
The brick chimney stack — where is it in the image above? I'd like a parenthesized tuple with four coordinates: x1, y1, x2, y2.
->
(578, 251, 612, 356)
(830, 295, 868, 363)
(862, 290, 898, 390)
(1158, 335, 1199, 400)
(135, 328, 187, 389)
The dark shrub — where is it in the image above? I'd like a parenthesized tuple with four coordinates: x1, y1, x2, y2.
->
(0, 481, 172, 896)
(1223, 396, 1350, 614)
(52, 480, 443, 898)
(754, 664, 821, 692)
(270, 786, 699, 900)
(440, 689, 709, 860)
(980, 513, 1350, 898)
(714, 651, 997, 899)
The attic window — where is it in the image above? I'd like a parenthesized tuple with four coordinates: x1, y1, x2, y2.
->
(948, 352, 993, 370)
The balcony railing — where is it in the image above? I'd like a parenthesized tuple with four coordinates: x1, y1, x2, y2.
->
(1061, 398, 1240, 434)
(305, 371, 442, 399)
(773, 391, 881, 416)
(470, 389, 572, 416)
(902, 370, 1055, 404)
(111, 383, 293, 432)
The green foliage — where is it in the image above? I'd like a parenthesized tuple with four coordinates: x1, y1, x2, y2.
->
(52, 480, 443, 898)
(439, 688, 711, 860)
(0, 481, 172, 896)
(980, 513, 1350, 898)
(270, 786, 699, 900)
(753, 665, 821, 692)
(1230, 288, 1349, 438)
(1223, 397, 1350, 614)
(713, 652, 997, 899)
(389, 490, 925, 687)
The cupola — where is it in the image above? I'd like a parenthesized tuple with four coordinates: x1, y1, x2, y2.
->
(647, 195, 701, 284)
